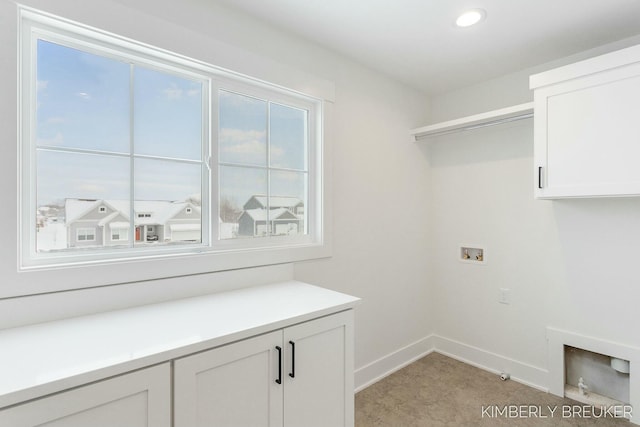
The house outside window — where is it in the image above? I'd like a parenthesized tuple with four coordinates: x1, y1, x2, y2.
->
(19, 8, 325, 279)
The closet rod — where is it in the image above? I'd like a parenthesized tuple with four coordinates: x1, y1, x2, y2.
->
(410, 102, 534, 141)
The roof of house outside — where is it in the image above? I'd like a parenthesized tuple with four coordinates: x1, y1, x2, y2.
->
(65, 199, 201, 226)
(97, 211, 121, 227)
(242, 207, 298, 221)
(247, 195, 303, 209)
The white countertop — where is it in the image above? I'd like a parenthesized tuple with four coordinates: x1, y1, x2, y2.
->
(0, 281, 360, 408)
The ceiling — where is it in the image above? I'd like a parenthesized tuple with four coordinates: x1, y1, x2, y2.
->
(213, 0, 640, 95)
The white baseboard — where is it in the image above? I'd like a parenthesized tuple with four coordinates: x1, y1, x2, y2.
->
(355, 334, 549, 394)
(432, 335, 549, 392)
(354, 335, 435, 392)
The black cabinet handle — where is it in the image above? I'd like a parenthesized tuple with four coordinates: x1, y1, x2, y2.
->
(275, 346, 282, 384)
(288, 341, 295, 378)
(538, 166, 543, 189)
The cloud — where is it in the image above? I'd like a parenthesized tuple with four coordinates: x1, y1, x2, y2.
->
(162, 83, 201, 100)
(163, 86, 183, 100)
(222, 139, 264, 156)
(219, 128, 287, 164)
(76, 92, 91, 100)
(37, 80, 48, 92)
(220, 128, 266, 154)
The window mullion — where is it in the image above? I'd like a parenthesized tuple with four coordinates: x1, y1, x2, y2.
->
(266, 102, 271, 237)
(129, 63, 136, 247)
(208, 81, 218, 246)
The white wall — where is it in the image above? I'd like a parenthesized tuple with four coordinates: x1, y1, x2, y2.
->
(427, 36, 640, 390)
(294, 69, 433, 377)
(0, 0, 432, 385)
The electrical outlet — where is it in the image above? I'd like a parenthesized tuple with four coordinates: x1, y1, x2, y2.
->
(499, 288, 511, 305)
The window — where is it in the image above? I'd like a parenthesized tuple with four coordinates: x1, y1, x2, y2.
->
(20, 8, 323, 273)
(76, 228, 96, 242)
(111, 228, 128, 241)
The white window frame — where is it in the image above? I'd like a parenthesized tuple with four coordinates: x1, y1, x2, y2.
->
(13, 7, 329, 297)
(21, 15, 212, 269)
(212, 80, 317, 250)
(76, 228, 96, 242)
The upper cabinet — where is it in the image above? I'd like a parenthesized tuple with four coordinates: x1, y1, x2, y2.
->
(531, 44, 640, 199)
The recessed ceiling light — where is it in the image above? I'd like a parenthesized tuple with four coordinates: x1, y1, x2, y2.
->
(455, 9, 486, 28)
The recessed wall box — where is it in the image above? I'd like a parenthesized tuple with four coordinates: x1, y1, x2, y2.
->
(459, 245, 486, 265)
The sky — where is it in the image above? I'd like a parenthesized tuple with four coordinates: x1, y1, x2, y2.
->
(36, 39, 308, 213)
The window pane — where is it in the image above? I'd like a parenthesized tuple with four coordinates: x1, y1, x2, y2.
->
(36, 150, 130, 252)
(36, 40, 130, 153)
(270, 170, 307, 236)
(270, 103, 307, 170)
(134, 158, 202, 245)
(134, 66, 203, 160)
(219, 166, 267, 239)
(219, 91, 267, 166)
(111, 228, 128, 241)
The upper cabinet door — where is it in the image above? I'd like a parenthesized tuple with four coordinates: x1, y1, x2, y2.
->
(531, 44, 640, 199)
(0, 364, 170, 427)
(174, 330, 284, 427)
(283, 310, 354, 427)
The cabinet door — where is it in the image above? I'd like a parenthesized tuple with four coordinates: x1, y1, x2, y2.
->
(283, 310, 354, 427)
(174, 330, 284, 427)
(0, 363, 170, 427)
(534, 62, 640, 198)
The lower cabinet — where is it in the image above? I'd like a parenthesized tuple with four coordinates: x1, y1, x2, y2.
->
(0, 363, 171, 427)
(284, 312, 353, 427)
(0, 310, 354, 427)
(174, 330, 284, 427)
(174, 310, 354, 427)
